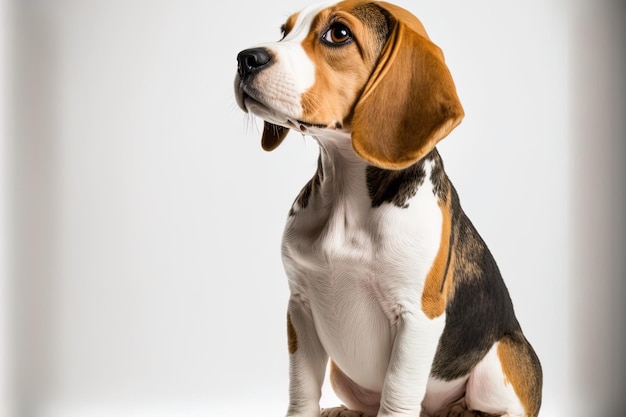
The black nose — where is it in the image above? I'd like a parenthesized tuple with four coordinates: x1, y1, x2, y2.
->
(237, 47, 273, 79)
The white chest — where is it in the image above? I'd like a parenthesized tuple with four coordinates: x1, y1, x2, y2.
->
(281, 152, 443, 390)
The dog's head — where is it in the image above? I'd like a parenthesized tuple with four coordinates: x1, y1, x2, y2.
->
(234, 0, 463, 169)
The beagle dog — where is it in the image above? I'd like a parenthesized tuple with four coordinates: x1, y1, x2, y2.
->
(234, 1, 542, 416)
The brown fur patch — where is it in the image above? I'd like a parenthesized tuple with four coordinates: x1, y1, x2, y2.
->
(421, 187, 455, 319)
(497, 335, 543, 417)
(351, 2, 464, 169)
(287, 312, 298, 354)
(299, 2, 390, 126)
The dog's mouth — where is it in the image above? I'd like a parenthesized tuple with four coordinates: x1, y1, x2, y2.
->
(235, 77, 330, 133)
(233, 75, 257, 113)
(235, 78, 288, 123)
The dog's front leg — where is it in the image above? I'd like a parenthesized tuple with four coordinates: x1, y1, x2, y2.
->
(286, 298, 328, 417)
(378, 310, 444, 417)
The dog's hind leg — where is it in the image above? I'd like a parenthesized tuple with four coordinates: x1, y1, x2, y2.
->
(464, 332, 542, 417)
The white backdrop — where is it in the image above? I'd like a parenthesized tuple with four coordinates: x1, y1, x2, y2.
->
(2, 0, 624, 416)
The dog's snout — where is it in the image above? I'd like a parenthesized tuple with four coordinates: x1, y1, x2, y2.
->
(237, 47, 272, 79)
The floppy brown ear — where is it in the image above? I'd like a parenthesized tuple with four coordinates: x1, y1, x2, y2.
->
(351, 16, 464, 169)
(261, 122, 290, 151)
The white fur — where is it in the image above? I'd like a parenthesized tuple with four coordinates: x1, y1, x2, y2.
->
(465, 343, 525, 416)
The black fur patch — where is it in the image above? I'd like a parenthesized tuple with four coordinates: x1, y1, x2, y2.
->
(366, 160, 426, 208)
(430, 181, 522, 380)
(352, 2, 394, 51)
(366, 149, 449, 208)
(427, 150, 450, 203)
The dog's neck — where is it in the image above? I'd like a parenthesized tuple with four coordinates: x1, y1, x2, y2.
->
(304, 129, 445, 212)
(315, 130, 366, 167)
(311, 130, 370, 198)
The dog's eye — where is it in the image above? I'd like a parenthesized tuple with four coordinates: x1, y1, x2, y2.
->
(322, 22, 352, 45)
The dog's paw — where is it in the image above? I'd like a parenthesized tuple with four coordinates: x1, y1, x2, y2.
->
(321, 405, 365, 417)
(434, 405, 500, 417)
